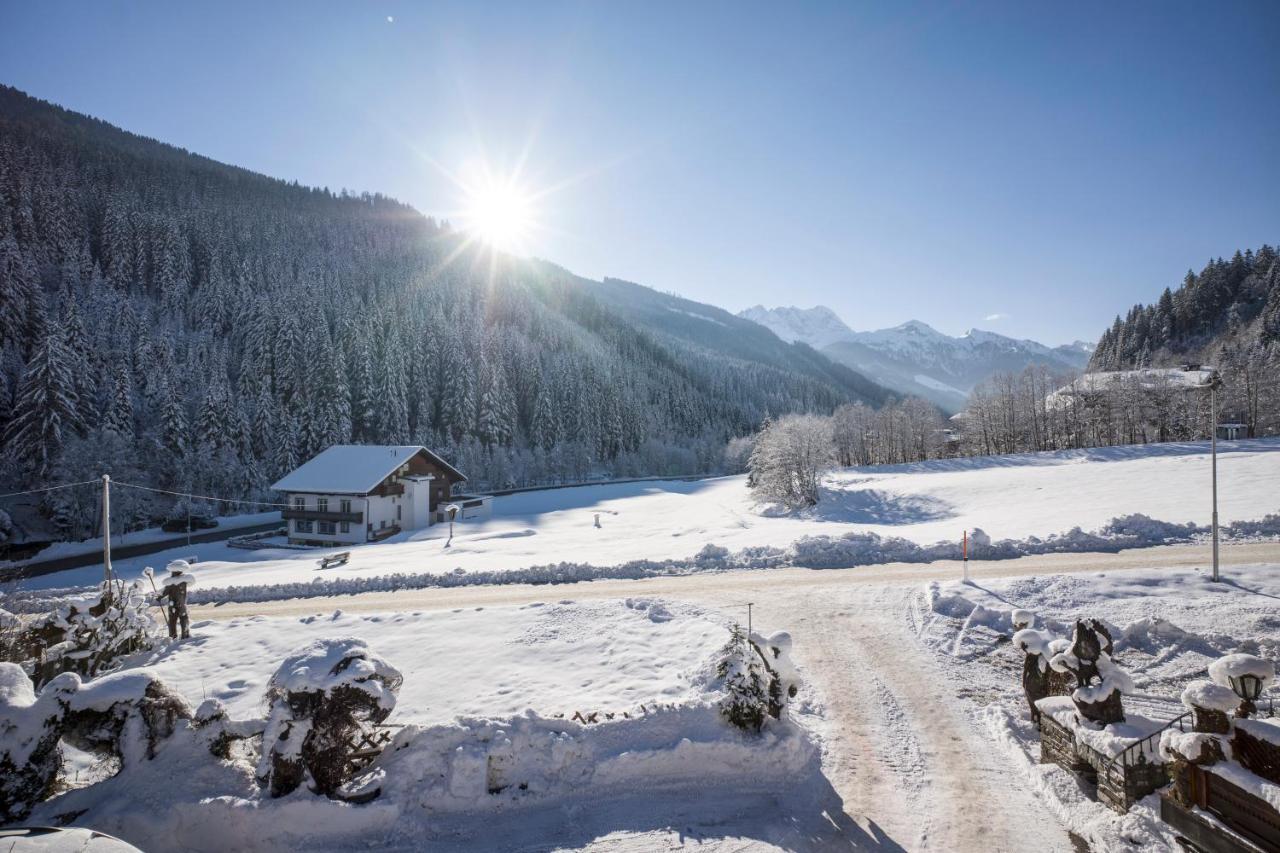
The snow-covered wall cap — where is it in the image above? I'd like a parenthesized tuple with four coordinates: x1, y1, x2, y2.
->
(1182, 681, 1240, 713)
(270, 445, 466, 494)
(1208, 654, 1276, 690)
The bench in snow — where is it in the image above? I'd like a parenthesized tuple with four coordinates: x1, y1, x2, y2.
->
(317, 552, 350, 570)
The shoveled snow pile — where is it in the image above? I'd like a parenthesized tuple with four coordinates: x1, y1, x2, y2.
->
(919, 563, 1280, 852)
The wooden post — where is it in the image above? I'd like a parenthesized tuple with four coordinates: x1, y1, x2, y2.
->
(962, 529, 969, 582)
(747, 602, 753, 638)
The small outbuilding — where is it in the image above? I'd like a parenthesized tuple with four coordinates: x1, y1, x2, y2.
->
(272, 445, 479, 546)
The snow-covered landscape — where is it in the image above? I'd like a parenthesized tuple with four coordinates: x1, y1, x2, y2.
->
(13, 439, 1278, 605)
(4, 438, 1280, 851)
(3, 8, 1280, 850)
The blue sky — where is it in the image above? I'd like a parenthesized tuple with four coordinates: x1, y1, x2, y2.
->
(2, 1, 1277, 345)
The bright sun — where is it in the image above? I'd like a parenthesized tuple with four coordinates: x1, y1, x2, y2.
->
(461, 180, 536, 253)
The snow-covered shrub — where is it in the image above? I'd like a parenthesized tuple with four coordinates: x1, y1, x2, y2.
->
(715, 626, 798, 733)
(258, 638, 403, 799)
(748, 414, 834, 509)
(0, 663, 67, 823)
(21, 579, 157, 687)
(61, 670, 193, 765)
(0, 664, 190, 823)
(193, 698, 266, 759)
(0, 607, 21, 664)
(0, 508, 13, 545)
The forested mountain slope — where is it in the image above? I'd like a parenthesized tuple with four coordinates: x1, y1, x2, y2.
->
(0, 84, 888, 541)
(1088, 246, 1280, 434)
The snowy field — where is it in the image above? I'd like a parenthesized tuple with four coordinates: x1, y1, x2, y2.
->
(11, 439, 1280, 605)
(918, 562, 1280, 850)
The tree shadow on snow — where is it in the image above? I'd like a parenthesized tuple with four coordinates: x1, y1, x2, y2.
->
(807, 487, 955, 526)
(420, 769, 907, 852)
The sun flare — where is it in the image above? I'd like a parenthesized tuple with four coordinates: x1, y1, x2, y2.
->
(461, 179, 536, 253)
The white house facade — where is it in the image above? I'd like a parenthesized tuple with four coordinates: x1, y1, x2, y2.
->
(271, 445, 476, 546)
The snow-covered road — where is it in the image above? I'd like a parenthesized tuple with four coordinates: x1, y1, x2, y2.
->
(186, 545, 1279, 849)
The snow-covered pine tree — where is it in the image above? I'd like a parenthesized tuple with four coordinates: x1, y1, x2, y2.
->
(102, 364, 135, 440)
(3, 322, 85, 479)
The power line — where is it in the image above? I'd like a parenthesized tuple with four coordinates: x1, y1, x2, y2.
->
(110, 480, 291, 508)
(0, 479, 99, 500)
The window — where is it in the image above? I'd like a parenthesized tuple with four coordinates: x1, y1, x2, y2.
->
(296, 519, 313, 533)
(317, 498, 329, 513)
(318, 521, 336, 535)
(339, 499, 351, 514)
(380, 520, 386, 530)
(340, 521, 350, 533)
(397, 504, 402, 521)
(293, 497, 304, 510)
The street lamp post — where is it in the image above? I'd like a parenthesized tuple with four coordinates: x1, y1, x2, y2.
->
(1211, 380, 1219, 583)
(1202, 371, 1223, 583)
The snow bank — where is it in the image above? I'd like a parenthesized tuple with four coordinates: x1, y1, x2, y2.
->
(139, 510, 1271, 606)
(373, 705, 814, 815)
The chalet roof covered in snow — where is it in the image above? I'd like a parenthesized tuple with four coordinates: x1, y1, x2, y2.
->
(270, 445, 466, 495)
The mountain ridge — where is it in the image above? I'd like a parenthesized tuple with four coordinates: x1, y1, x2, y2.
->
(0, 83, 891, 542)
(738, 305, 1091, 411)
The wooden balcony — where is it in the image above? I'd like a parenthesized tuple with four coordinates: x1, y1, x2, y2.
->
(283, 509, 363, 523)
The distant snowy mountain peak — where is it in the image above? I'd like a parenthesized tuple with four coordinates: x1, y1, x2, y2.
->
(737, 304, 1093, 413)
(737, 304, 856, 349)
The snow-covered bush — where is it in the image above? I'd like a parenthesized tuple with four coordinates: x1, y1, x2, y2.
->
(748, 414, 834, 509)
(0, 607, 21, 664)
(0, 663, 190, 823)
(0, 663, 67, 823)
(0, 508, 13, 545)
(258, 638, 403, 799)
(21, 579, 157, 687)
(715, 625, 799, 733)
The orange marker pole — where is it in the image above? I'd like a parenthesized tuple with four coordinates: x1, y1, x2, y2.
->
(962, 529, 969, 582)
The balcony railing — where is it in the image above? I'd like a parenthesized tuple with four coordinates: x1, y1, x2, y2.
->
(283, 509, 363, 523)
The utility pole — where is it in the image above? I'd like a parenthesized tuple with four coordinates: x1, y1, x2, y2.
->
(1210, 378, 1220, 582)
(101, 474, 113, 585)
